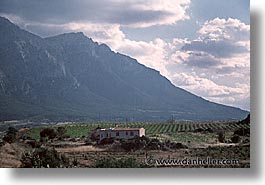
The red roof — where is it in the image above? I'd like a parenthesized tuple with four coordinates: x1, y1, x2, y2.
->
(113, 127, 143, 131)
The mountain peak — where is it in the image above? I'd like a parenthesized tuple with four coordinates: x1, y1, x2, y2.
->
(0, 16, 11, 23)
(67, 31, 85, 37)
(47, 31, 86, 39)
(45, 31, 95, 44)
(0, 16, 19, 29)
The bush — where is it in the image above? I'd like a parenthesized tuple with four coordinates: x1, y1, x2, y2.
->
(3, 127, 18, 143)
(99, 138, 114, 145)
(217, 131, 225, 143)
(24, 139, 41, 148)
(145, 138, 161, 150)
(21, 147, 70, 168)
(234, 128, 250, 136)
(164, 140, 188, 150)
(205, 128, 214, 133)
(56, 127, 67, 138)
(231, 134, 241, 143)
(120, 138, 146, 151)
(93, 157, 146, 168)
(173, 142, 188, 149)
(119, 136, 187, 151)
(40, 128, 57, 140)
(194, 128, 204, 132)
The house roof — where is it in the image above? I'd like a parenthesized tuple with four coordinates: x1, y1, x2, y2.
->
(96, 127, 144, 131)
(113, 127, 144, 131)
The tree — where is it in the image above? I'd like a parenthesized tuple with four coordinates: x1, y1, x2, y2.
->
(56, 127, 67, 138)
(21, 147, 70, 168)
(217, 131, 225, 143)
(40, 128, 57, 140)
(3, 127, 18, 143)
(231, 134, 241, 143)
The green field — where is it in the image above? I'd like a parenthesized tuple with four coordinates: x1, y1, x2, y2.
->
(25, 121, 250, 140)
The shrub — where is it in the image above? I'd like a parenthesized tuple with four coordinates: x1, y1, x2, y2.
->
(99, 138, 114, 145)
(21, 147, 70, 168)
(217, 131, 225, 143)
(234, 128, 250, 136)
(24, 139, 40, 148)
(56, 127, 67, 138)
(205, 128, 214, 133)
(120, 139, 144, 151)
(173, 142, 188, 149)
(93, 157, 146, 168)
(40, 128, 57, 140)
(231, 134, 241, 143)
(146, 138, 161, 150)
(194, 128, 204, 133)
(3, 127, 18, 143)
(72, 158, 78, 167)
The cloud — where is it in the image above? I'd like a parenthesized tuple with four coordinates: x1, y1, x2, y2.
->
(171, 72, 249, 110)
(198, 18, 250, 41)
(180, 18, 250, 59)
(168, 18, 250, 110)
(172, 72, 248, 98)
(181, 39, 248, 58)
(0, 0, 190, 28)
(175, 51, 221, 68)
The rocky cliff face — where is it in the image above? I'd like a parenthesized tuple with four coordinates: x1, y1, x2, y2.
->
(0, 17, 248, 122)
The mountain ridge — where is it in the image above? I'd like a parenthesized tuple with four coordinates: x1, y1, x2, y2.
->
(0, 16, 248, 122)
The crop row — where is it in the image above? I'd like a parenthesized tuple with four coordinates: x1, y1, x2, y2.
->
(26, 121, 250, 139)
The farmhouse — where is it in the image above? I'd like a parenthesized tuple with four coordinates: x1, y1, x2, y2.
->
(90, 127, 145, 142)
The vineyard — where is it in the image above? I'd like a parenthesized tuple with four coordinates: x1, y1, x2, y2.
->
(26, 121, 250, 140)
(23, 121, 250, 168)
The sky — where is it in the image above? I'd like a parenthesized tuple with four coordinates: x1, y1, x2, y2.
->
(0, 0, 250, 110)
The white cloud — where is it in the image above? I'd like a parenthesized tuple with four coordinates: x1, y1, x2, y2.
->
(198, 18, 250, 42)
(120, 0, 191, 27)
(169, 18, 250, 110)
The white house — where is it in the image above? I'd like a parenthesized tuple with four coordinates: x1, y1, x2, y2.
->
(90, 127, 145, 142)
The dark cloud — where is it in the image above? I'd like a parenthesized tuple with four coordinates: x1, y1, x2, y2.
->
(105, 10, 173, 26)
(181, 39, 248, 58)
(215, 66, 238, 74)
(0, 0, 111, 24)
(0, 0, 177, 26)
(182, 52, 221, 68)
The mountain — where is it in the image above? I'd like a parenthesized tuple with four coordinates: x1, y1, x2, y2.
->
(0, 17, 248, 122)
